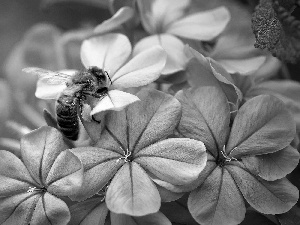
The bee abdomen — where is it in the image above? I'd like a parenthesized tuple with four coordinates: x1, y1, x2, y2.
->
(56, 95, 79, 140)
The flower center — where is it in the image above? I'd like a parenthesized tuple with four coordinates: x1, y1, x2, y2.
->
(117, 147, 132, 163)
(27, 186, 47, 193)
(216, 146, 238, 167)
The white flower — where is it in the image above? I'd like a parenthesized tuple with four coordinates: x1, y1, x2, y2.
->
(134, 0, 231, 74)
(35, 33, 167, 115)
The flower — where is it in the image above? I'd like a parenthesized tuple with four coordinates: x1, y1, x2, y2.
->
(0, 126, 84, 225)
(35, 33, 167, 115)
(134, 0, 231, 74)
(70, 89, 207, 216)
(175, 86, 299, 225)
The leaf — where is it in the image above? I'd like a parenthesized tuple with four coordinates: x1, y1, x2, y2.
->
(188, 167, 246, 225)
(176, 86, 230, 158)
(227, 165, 299, 214)
(242, 145, 300, 181)
(226, 95, 296, 157)
(69, 198, 108, 225)
(106, 162, 161, 216)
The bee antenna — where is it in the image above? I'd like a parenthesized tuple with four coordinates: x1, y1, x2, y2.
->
(105, 71, 112, 85)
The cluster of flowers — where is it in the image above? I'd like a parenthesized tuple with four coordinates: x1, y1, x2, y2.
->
(0, 0, 300, 225)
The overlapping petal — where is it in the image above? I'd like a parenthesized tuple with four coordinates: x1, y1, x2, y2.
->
(226, 95, 296, 157)
(241, 145, 300, 181)
(135, 138, 206, 188)
(188, 167, 246, 225)
(185, 46, 242, 108)
(166, 7, 231, 41)
(69, 147, 124, 201)
(106, 162, 161, 216)
(81, 33, 131, 75)
(125, 88, 181, 153)
(176, 86, 230, 158)
(133, 34, 188, 74)
(112, 46, 166, 88)
(227, 165, 299, 214)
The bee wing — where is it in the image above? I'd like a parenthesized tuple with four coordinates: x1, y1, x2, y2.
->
(22, 67, 73, 84)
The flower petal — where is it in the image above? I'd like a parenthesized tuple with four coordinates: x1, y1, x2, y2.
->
(167, 7, 230, 41)
(111, 46, 166, 88)
(242, 145, 300, 181)
(137, 0, 190, 34)
(90, 90, 140, 115)
(0, 150, 36, 196)
(0, 194, 40, 224)
(217, 56, 266, 75)
(106, 162, 161, 216)
(126, 88, 181, 154)
(70, 147, 123, 201)
(185, 46, 242, 108)
(46, 150, 84, 197)
(135, 138, 206, 187)
(80, 33, 131, 75)
(188, 167, 246, 225)
(226, 95, 296, 157)
(176, 87, 230, 158)
(30, 193, 70, 225)
(133, 34, 188, 74)
(227, 165, 299, 214)
(20, 126, 69, 185)
(93, 7, 134, 34)
(246, 80, 300, 130)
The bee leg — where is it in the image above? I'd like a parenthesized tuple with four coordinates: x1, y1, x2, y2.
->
(92, 115, 101, 124)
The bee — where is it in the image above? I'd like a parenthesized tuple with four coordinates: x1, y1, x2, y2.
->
(23, 66, 111, 140)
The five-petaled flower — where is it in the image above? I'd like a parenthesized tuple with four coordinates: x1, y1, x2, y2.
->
(70, 89, 207, 216)
(0, 126, 84, 225)
(176, 86, 299, 225)
(134, 0, 231, 74)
